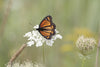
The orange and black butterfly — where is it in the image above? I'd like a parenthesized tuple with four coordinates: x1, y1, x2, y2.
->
(36, 15, 56, 40)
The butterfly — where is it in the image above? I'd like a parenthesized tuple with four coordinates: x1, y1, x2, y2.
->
(36, 15, 56, 40)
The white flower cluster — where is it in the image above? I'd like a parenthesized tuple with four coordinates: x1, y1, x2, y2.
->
(24, 25, 62, 47)
(7, 61, 44, 67)
(76, 35, 96, 55)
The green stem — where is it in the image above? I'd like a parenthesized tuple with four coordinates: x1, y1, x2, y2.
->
(43, 44, 45, 64)
(82, 58, 85, 67)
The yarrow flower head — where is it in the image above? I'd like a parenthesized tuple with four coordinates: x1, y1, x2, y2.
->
(24, 25, 62, 47)
(76, 35, 96, 58)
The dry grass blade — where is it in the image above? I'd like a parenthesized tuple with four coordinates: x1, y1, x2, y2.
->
(8, 44, 27, 65)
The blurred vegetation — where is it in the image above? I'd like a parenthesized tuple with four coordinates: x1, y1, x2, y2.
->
(0, 0, 100, 67)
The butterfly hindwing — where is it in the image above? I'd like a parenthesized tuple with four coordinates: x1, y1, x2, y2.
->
(39, 30, 51, 39)
(43, 24, 56, 35)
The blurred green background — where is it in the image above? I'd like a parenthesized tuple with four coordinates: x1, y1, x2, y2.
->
(0, 0, 100, 67)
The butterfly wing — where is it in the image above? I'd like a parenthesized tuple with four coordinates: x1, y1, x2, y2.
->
(39, 15, 56, 39)
(39, 15, 52, 28)
(39, 30, 52, 39)
(43, 23, 56, 35)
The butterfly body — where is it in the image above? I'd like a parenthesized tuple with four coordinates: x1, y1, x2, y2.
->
(36, 15, 56, 40)
(36, 27, 46, 31)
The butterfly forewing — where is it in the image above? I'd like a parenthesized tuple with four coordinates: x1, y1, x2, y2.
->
(39, 16, 52, 28)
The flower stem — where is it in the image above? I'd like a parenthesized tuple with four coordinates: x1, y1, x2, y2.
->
(43, 44, 45, 64)
(82, 58, 85, 67)
(95, 29, 100, 67)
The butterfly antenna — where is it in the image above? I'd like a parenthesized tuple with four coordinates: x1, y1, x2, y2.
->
(29, 22, 35, 30)
(29, 22, 33, 27)
(28, 17, 34, 27)
(28, 17, 36, 30)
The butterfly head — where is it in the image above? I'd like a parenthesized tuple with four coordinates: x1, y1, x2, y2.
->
(36, 28, 39, 30)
